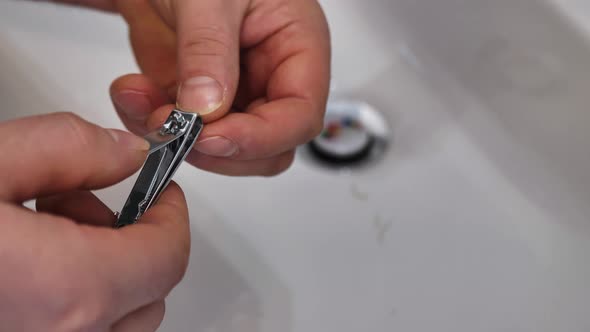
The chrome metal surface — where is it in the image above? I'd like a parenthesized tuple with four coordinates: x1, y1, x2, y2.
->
(301, 100, 390, 169)
(5, 1, 590, 330)
(115, 109, 203, 228)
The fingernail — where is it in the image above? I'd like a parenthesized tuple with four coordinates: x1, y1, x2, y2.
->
(193, 136, 238, 157)
(112, 91, 152, 120)
(107, 129, 150, 151)
(177, 76, 224, 114)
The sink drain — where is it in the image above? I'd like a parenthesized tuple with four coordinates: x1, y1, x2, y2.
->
(301, 100, 390, 169)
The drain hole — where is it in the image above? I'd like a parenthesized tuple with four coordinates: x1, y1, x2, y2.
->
(301, 100, 390, 169)
(308, 135, 376, 164)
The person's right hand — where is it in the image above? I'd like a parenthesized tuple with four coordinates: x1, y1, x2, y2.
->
(0, 113, 190, 331)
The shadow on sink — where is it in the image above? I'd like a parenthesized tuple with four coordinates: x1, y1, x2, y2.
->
(352, 0, 590, 229)
(406, 0, 590, 226)
(0, 22, 293, 332)
(0, 36, 63, 122)
(160, 190, 293, 332)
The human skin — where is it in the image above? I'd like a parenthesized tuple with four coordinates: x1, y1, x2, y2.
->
(0, 112, 190, 331)
(54, 0, 331, 176)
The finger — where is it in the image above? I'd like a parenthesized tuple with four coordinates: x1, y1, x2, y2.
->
(172, 0, 248, 121)
(192, 99, 324, 160)
(111, 301, 165, 332)
(88, 182, 190, 318)
(142, 105, 292, 175)
(0, 183, 188, 328)
(191, 0, 329, 160)
(142, 102, 302, 163)
(241, 0, 331, 105)
(110, 74, 170, 136)
(148, 0, 331, 160)
(185, 149, 295, 177)
(0, 203, 107, 331)
(36, 191, 115, 227)
(0, 113, 148, 203)
(143, 103, 307, 162)
(116, 0, 178, 92)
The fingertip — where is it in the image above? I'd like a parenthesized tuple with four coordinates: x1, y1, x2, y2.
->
(176, 76, 226, 118)
(198, 107, 228, 123)
(110, 74, 170, 109)
(172, 0, 245, 122)
(141, 181, 189, 229)
(175, 84, 232, 124)
(157, 181, 187, 213)
(106, 129, 150, 151)
(185, 150, 296, 176)
(110, 75, 171, 136)
(137, 181, 190, 276)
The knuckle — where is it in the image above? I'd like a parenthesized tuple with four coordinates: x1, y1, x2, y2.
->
(53, 297, 105, 332)
(298, 100, 326, 143)
(173, 239, 191, 283)
(180, 25, 233, 60)
(301, 111, 324, 144)
(50, 112, 95, 151)
(262, 152, 295, 177)
(48, 269, 107, 332)
(150, 0, 175, 21)
(154, 301, 166, 326)
(42, 228, 108, 331)
(308, 115, 325, 140)
(138, 301, 166, 332)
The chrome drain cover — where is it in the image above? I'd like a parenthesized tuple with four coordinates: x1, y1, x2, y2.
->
(302, 100, 390, 169)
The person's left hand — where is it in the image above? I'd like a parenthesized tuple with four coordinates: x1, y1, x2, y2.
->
(106, 0, 331, 176)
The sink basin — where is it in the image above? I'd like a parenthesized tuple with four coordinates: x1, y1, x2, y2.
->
(2, 0, 590, 331)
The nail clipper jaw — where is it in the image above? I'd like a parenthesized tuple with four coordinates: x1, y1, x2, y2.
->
(115, 109, 203, 228)
(160, 112, 188, 136)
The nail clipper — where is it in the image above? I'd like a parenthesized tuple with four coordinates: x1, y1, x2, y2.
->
(115, 109, 203, 228)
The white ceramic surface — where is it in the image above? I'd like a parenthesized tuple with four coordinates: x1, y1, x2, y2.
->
(1, 1, 590, 331)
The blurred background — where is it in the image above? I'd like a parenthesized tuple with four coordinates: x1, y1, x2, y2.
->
(2, 0, 590, 331)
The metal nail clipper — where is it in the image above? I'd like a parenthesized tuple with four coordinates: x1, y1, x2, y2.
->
(114, 109, 203, 228)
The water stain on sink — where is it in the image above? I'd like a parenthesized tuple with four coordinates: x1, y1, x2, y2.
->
(373, 215, 393, 245)
(201, 291, 262, 332)
(160, 188, 293, 332)
(388, 307, 398, 319)
(350, 183, 370, 202)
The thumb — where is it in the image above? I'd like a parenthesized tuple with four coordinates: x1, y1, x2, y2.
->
(172, 0, 246, 121)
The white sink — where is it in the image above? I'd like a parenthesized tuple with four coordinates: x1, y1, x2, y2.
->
(2, 0, 590, 331)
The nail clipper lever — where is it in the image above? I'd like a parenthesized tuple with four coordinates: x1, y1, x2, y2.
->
(115, 109, 203, 228)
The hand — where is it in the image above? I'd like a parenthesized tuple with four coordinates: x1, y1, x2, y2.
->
(0, 113, 190, 331)
(108, 0, 331, 176)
